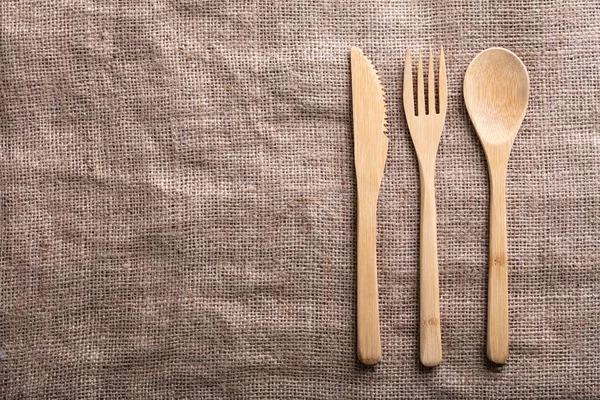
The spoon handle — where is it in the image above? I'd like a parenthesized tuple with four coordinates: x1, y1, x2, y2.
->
(488, 165, 509, 364)
(419, 167, 442, 367)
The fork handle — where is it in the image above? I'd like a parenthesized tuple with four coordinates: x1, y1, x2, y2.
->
(487, 164, 509, 364)
(419, 167, 442, 367)
(356, 193, 382, 365)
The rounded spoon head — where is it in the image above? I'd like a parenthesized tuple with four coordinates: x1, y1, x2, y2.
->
(464, 48, 529, 146)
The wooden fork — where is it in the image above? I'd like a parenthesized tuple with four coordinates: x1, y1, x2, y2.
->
(403, 48, 447, 367)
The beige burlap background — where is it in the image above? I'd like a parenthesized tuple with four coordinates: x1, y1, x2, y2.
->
(1, 0, 599, 398)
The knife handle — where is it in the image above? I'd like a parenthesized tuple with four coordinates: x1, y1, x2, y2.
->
(419, 167, 442, 367)
(356, 193, 382, 365)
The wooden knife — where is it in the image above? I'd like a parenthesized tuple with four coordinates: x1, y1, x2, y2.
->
(351, 47, 388, 365)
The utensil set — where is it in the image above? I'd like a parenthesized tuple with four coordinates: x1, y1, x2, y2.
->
(351, 46, 529, 366)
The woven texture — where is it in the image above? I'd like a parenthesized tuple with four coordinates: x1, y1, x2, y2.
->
(1, 0, 599, 398)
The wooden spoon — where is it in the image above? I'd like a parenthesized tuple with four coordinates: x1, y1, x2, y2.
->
(464, 48, 529, 364)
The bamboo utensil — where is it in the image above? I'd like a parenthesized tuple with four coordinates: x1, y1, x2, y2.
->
(403, 48, 447, 367)
(351, 47, 388, 365)
(464, 47, 529, 364)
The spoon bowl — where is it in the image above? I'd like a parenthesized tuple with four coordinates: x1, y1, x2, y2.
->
(464, 48, 529, 146)
(463, 47, 529, 364)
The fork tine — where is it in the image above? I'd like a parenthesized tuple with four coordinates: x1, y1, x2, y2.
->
(403, 48, 414, 117)
(428, 48, 436, 115)
(417, 52, 425, 116)
(438, 47, 447, 117)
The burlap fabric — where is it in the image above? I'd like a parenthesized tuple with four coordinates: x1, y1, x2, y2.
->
(1, 0, 598, 398)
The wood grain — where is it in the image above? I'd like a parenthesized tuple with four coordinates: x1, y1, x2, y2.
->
(464, 47, 529, 364)
(351, 47, 388, 365)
